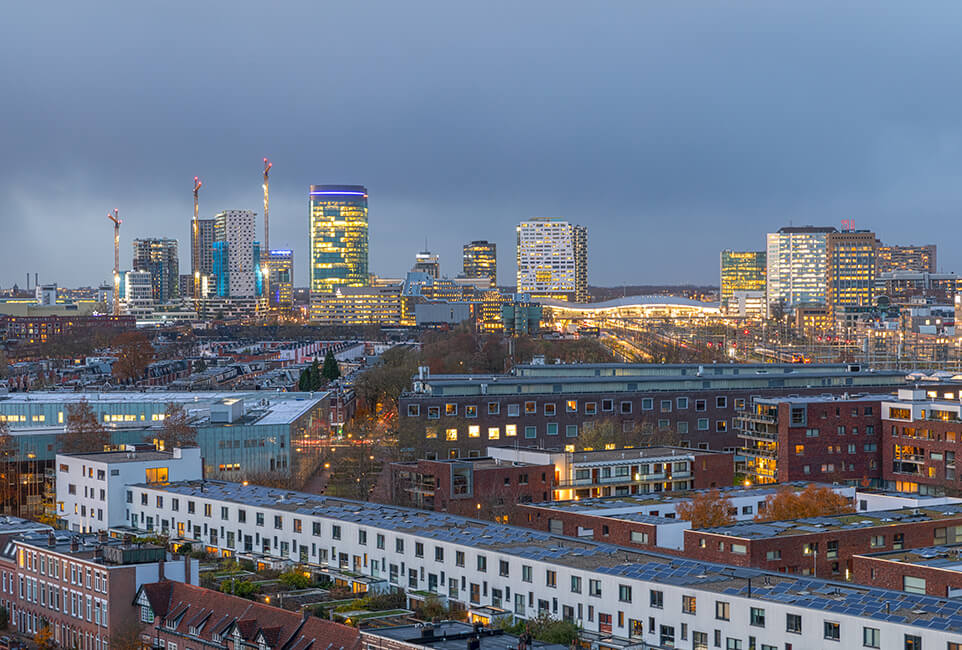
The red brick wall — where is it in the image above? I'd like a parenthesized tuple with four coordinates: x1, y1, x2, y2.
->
(517, 505, 664, 550)
(684, 515, 962, 579)
(692, 452, 735, 489)
(883, 418, 962, 493)
(852, 555, 962, 596)
(775, 400, 883, 485)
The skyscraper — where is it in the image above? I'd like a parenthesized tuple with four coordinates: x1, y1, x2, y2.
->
(191, 218, 216, 278)
(826, 229, 878, 315)
(267, 249, 294, 310)
(766, 226, 836, 312)
(877, 244, 936, 274)
(516, 217, 588, 303)
(212, 210, 261, 298)
(719, 251, 766, 310)
(412, 250, 440, 279)
(463, 240, 497, 284)
(132, 238, 179, 303)
(309, 185, 369, 297)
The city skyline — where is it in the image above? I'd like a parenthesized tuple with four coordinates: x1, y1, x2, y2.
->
(5, 3, 962, 288)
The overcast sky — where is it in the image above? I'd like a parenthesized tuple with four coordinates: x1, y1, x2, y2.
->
(3, 1, 962, 289)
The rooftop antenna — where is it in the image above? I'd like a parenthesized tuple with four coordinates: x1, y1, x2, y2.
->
(107, 209, 122, 315)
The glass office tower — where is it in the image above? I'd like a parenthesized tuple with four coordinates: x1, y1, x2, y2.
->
(309, 185, 369, 297)
(720, 250, 766, 310)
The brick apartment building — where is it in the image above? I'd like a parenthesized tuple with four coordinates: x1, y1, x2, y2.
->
(398, 363, 911, 457)
(737, 394, 886, 486)
(883, 388, 962, 495)
(851, 544, 962, 597)
(0, 529, 197, 649)
(389, 456, 556, 522)
(136, 580, 360, 649)
(682, 505, 962, 582)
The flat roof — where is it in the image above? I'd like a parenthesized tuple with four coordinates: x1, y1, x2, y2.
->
(857, 544, 962, 572)
(754, 393, 892, 405)
(696, 506, 962, 539)
(132, 480, 962, 636)
(58, 449, 184, 464)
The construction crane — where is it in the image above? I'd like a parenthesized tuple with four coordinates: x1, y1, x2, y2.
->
(262, 158, 272, 307)
(107, 209, 121, 315)
(192, 176, 202, 304)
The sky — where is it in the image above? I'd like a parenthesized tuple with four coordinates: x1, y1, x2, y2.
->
(3, 1, 962, 289)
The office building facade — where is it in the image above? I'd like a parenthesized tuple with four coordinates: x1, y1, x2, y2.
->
(190, 217, 216, 282)
(212, 210, 261, 299)
(266, 249, 294, 310)
(131, 238, 179, 303)
(878, 244, 937, 274)
(720, 251, 766, 313)
(826, 230, 878, 316)
(766, 226, 836, 312)
(463, 240, 497, 284)
(516, 218, 587, 303)
(309, 185, 369, 298)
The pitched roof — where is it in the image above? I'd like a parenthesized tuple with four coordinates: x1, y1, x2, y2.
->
(136, 581, 360, 650)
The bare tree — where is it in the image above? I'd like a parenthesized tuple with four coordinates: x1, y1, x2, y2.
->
(111, 330, 154, 384)
(151, 402, 197, 449)
(62, 398, 111, 454)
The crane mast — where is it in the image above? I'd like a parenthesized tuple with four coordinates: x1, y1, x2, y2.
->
(107, 209, 121, 316)
(262, 158, 272, 309)
(192, 177, 202, 306)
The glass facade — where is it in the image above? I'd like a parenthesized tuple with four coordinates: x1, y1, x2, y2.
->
(719, 250, 766, 308)
(310, 185, 369, 294)
(826, 230, 878, 314)
(766, 226, 835, 311)
(463, 240, 497, 284)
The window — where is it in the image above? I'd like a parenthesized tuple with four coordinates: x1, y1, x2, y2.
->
(546, 570, 556, 587)
(434, 546, 444, 562)
(488, 427, 500, 440)
(726, 640, 742, 650)
(862, 627, 880, 648)
(468, 425, 480, 438)
(660, 400, 672, 412)
(524, 401, 537, 414)
(546, 423, 558, 436)
(630, 530, 649, 544)
(570, 576, 582, 593)
(445, 403, 457, 416)
(648, 589, 661, 607)
(870, 535, 885, 548)
(445, 428, 457, 441)
(786, 613, 802, 634)
(716, 420, 728, 432)
(499, 560, 509, 577)
(903, 575, 926, 595)
(750, 607, 765, 627)
(715, 601, 730, 621)
(544, 403, 556, 416)
(589, 579, 602, 597)
(455, 550, 464, 567)
(585, 402, 597, 415)
(716, 396, 727, 408)
(465, 405, 477, 418)
(697, 418, 709, 431)
(565, 425, 578, 438)
(566, 400, 577, 413)
(505, 424, 517, 437)
(824, 621, 840, 641)
(904, 635, 921, 650)
(487, 402, 499, 415)
(332, 525, 341, 540)
(522, 565, 532, 583)
(602, 399, 613, 411)
(427, 406, 440, 419)
(681, 594, 697, 614)
(407, 404, 420, 417)
(524, 426, 537, 439)
(508, 404, 520, 417)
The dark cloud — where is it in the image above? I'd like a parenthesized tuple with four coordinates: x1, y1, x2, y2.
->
(2, 1, 962, 288)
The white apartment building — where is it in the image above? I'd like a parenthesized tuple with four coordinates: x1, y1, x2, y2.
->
(126, 480, 962, 649)
(214, 209, 260, 298)
(516, 217, 587, 303)
(56, 447, 202, 533)
(766, 225, 836, 312)
(122, 270, 153, 317)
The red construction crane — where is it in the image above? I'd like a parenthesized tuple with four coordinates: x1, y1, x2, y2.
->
(107, 209, 121, 315)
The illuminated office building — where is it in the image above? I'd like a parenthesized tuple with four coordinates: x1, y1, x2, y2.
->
(267, 249, 294, 310)
(132, 238, 179, 303)
(878, 244, 936, 273)
(826, 229, 878, 317)
(309, 185, 368, 301)
(516, 217, 587, 303)
(412, 250, 440, 279)
(190, 218, 216, 284)
(719, 250, 766, 312)
(462, 240, 497, 284)
(766, 226, 836, 312)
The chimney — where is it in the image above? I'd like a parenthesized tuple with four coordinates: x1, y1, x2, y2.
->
(98, 530, 107, 543)
(184, 555, 193, 586)
(158, 557, 165, 581)
(70, 537, 79, 553)
(47, 532, 56, 547)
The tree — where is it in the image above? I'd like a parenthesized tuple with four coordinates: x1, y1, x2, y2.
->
(309, 358, 322, 390)
(151, 402, 197, 449)
(34, 625, 56, 650)
(193, 358, 207, 373)
(321, 349, 341, 382)
(676, 488, 736, 529)
(575, 418, 624, 451)
(62, 398, 111, 454)
(755, 484, 854, 522)
(111, 330, 154, 383)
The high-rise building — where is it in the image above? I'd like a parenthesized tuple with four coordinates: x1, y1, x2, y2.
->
(267, 249, 294, 310)
(123, 270, 153, 317)
(190, 218, 216, 277)
(877, 244, 936, 274)
(826, 229, 878, 316)
(719, 250, 766, 311)
(412, 250, 440, 279)
(212, 210, 261, 298)
(132, 238, 179, 303)
(516, 217, 588, 303)
(309, 185, 369, 296)
(766, 226, 836, 312)
(463, 240, 497, 284)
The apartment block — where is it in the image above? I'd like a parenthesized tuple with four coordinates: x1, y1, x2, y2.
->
(852, 544, 962, 598)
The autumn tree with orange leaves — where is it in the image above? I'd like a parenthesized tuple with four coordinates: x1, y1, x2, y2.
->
(675, 488, 735, 529)
(754, 484, 854, 522)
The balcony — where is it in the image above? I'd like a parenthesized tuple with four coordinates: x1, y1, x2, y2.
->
(740, 447, 777, 459)
(740, 412, 777, 424)
(738, 429, 777, 442)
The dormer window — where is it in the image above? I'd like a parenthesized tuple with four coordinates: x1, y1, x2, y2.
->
(140, 604, 153, 623)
